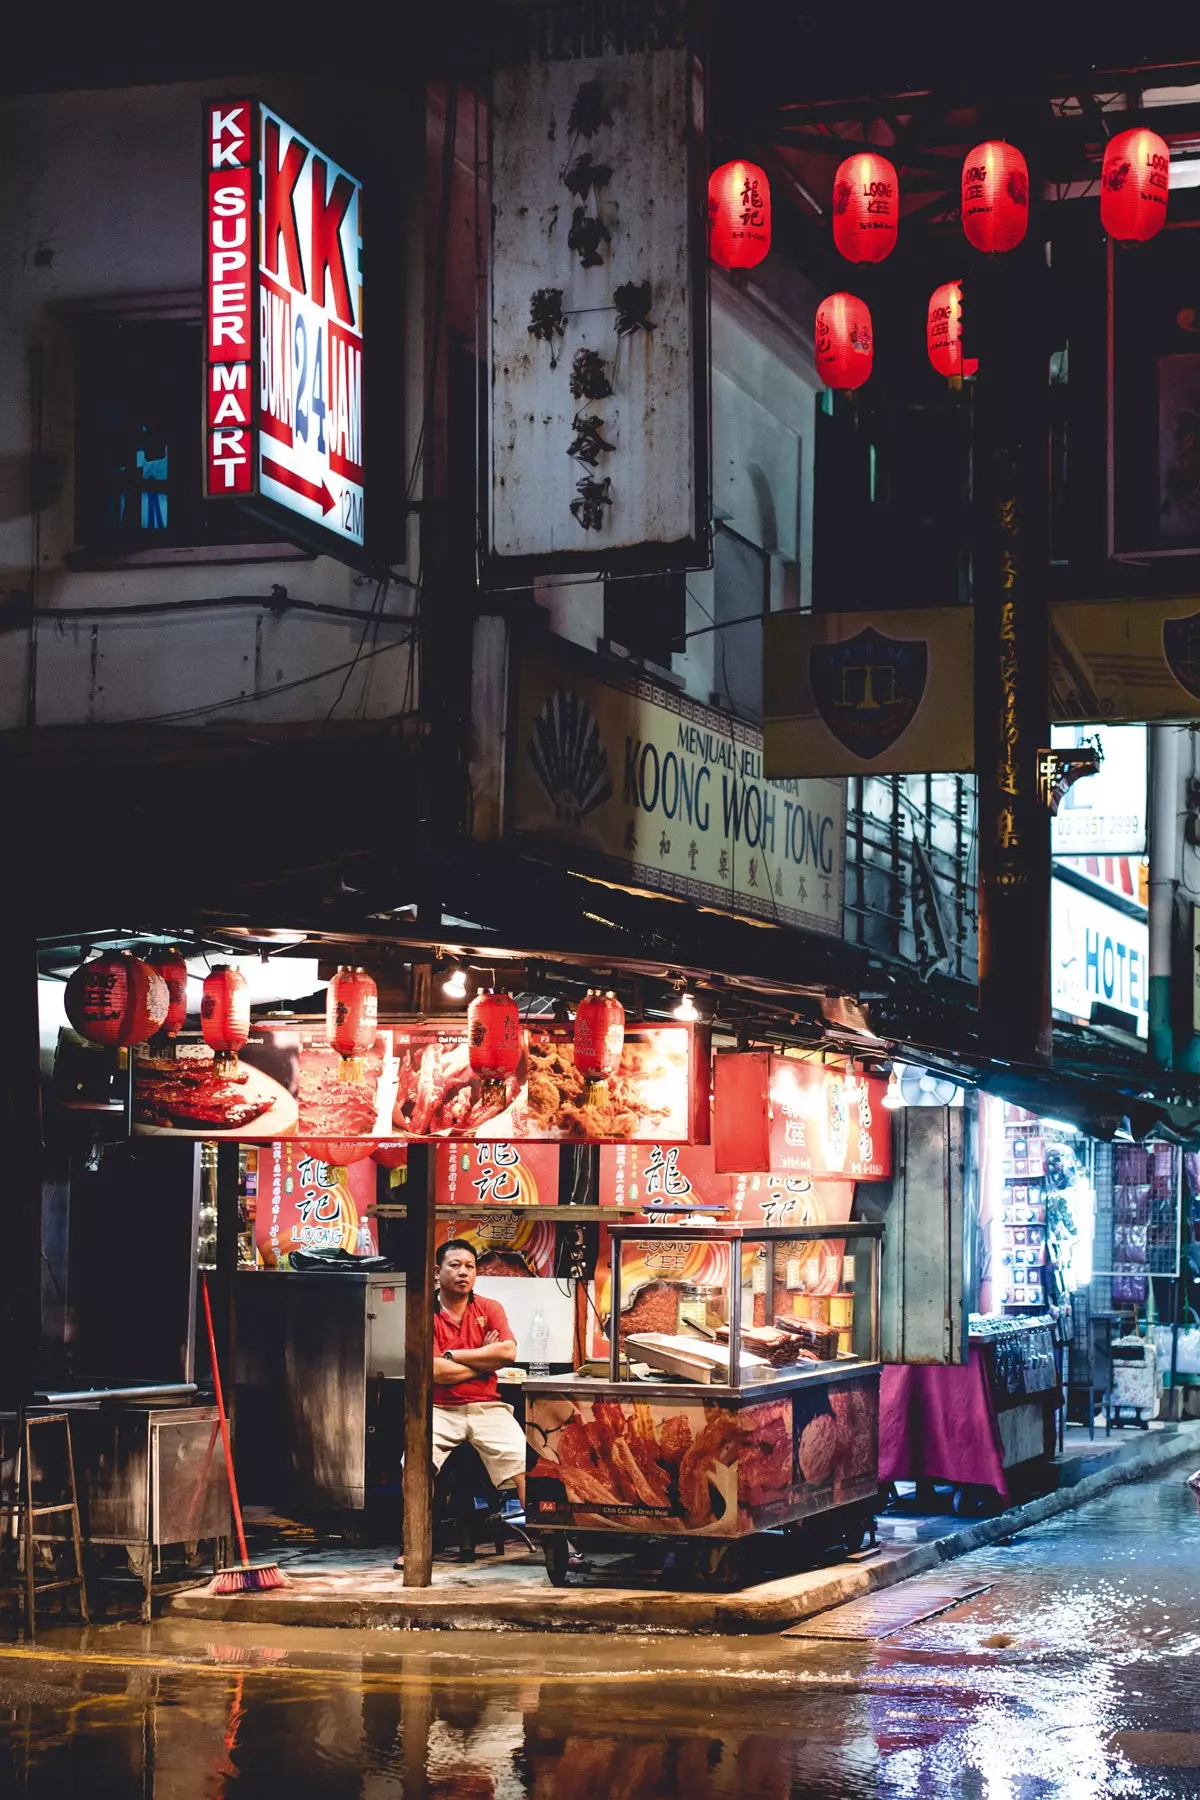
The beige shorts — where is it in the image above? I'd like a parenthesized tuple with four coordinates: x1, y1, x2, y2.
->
(431, 1402, 528, 1489)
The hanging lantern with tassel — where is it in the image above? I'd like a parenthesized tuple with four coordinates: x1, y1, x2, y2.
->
(708, 159, 771, 270)
(65, 951, 169, 1049)
(574, 990, 626, 1101)
(926, 280, 978, 379)
(1101, 127, 1169, 242)
(467, 991, 523, 1107)
(832, 152, 899, 263)
(325, 966, 378, 1084)
(814, 292, 873, 390)
(961, 141, 1029, 253)
(201, 964, 250, 1075)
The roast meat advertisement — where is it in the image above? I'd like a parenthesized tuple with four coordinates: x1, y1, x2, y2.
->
(526, 1377, 878, 1536)
(133, 1018, 696, 1144)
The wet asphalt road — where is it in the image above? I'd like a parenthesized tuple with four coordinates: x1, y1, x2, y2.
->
(0, 1465, 1196, 1798)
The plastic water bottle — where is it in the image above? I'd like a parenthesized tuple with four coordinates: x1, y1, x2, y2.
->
(529, 1309, 549, 1378)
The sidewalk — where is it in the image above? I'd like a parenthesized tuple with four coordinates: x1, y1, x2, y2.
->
(169, 1417, 1200, 1636)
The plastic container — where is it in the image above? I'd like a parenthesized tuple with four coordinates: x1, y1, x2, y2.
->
(528, 1309, 549, 1378)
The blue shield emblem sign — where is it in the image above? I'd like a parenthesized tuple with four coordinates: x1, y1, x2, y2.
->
(809, 626, 928, 760)
(1163, 610, 1200, 702)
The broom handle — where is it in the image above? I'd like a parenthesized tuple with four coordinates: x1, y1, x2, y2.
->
(201, 1271, 250, 1567)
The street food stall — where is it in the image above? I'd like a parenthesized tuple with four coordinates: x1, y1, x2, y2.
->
(525, 1221, 883, 1586)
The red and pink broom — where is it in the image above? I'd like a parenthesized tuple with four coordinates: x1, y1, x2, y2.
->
(201, 1272, 289, 1595)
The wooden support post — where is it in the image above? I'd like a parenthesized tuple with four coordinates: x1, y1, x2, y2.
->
(402, 1143, 437, 1586)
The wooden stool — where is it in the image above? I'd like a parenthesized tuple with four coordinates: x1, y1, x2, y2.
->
(0, 1411, 88, 1637)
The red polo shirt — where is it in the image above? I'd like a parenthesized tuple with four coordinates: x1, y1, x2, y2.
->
(433, 1292, 514, 1406)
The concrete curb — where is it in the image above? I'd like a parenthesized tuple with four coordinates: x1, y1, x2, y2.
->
(169, 1421, 1200, 1635)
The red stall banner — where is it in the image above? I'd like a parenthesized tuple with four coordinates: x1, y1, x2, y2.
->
(434, 1211, 557, 1278)
(254, 1140, 378, 1269)
(712, 1053, 892, 1180)
(437, 1143, 560, 1208)
(134, 1017, 700, 1146)
(600, 1142, 856, 1225)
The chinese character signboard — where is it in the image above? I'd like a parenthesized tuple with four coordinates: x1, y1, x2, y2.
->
(205, 101, 364, 554)
(514, 641, 845, 936)
(434, 1210, 557, 1278)
(712, 1053, 892, 1180)
(133, 1016, 699, 1144)
(487, 40, 708, 578)
(255, 1140, 377, 1268)
(600, 1142, 856, 1226)
(438, 1143, 560, 1208)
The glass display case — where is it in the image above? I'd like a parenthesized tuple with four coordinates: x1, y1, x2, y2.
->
(609, 1222, 882, 1386)
(525, 1223, 884, 1578)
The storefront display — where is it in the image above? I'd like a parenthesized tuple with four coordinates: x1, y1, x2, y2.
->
(524, 1223, 882, 1580)
(133, 1016, 702, 1145)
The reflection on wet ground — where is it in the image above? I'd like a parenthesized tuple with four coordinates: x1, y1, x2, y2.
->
(0, 1468, 1196, 1797)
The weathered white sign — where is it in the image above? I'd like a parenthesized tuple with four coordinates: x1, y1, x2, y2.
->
(1051, 724, 1146, 856)
(488, 47, 707, 578)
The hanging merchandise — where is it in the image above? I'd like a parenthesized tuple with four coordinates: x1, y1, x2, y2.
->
(1101, 127, 1169, 242)
(708, 159, 771, 270)
(201, 964, 251, 1074)
(144, 946, 189, 1041)
(814, 292, 873, 390)
(926, 280, 979, 378)
(467, 990, 523, 1105)
(325, 965, 378, 1083)
(961, 141, 1029, 252)
(574, 990, 626, 1100)
(64, 951, 170, 1049)
(832, 152, 899, 263)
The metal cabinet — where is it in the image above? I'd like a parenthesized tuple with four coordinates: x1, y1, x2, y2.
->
(71, 1404, 230, 1619)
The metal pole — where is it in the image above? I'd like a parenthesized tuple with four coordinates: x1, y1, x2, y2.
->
(402, 1144, 437, 1587)
(1148, 723, 1180, 1068)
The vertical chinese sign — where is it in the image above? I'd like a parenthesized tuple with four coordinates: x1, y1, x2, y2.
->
(204, 100, 365, 553)
(487, 34, 708, 579)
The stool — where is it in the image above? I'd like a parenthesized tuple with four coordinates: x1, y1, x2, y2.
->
(0, 1411, 88, 1637)
(434, 1445, 510, 1563)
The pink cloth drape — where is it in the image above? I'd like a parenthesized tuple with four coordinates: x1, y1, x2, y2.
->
(879, 1351, 1009, 1497)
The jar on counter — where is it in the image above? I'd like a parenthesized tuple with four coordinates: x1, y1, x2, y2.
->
(679, 1285, 724, 1334)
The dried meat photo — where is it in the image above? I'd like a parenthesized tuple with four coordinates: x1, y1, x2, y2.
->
(133, 1046, 297, 1137)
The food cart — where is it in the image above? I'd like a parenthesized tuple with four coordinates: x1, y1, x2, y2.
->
(524, 1221, 883, 1587)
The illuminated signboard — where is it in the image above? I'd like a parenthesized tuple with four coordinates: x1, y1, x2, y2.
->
(204, 100, 364, 552)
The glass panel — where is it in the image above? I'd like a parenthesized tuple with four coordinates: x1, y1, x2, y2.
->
(616, 1236, 733, 1384)
(736, 1234, 871, 1380)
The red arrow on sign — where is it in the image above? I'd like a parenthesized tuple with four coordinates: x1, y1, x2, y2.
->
(262, 457, 336, 516)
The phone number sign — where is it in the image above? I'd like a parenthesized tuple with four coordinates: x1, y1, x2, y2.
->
(204, 100, 364, 552)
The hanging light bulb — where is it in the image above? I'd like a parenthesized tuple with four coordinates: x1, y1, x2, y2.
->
(442, 965, 468, 1001)
(882, 1068, 903, 1109)
(673, 990, 698, 1021)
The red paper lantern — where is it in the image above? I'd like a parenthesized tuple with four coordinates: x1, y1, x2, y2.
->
(326, 965, 378, 1082)
(371, 1141, 409, 1169)
(832, 152, 899, 263)
(574, 990, 626, 1094)
(1101, 127, 1169, 242)
(814, 292, 873, 390)
(64, 952, 169, 1049)
(708, 159, 771, 270)
(144, 946, 189, 1038)
(296, 1139, 376, 1169)
(926, 280, 978, 379)
(201, 964, 250, 1073)
(961, 141, 1029, 253)
(467, 991, 523, 1102)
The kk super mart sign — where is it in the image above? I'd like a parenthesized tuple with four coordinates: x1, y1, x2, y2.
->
(204, 101, 364, 552)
